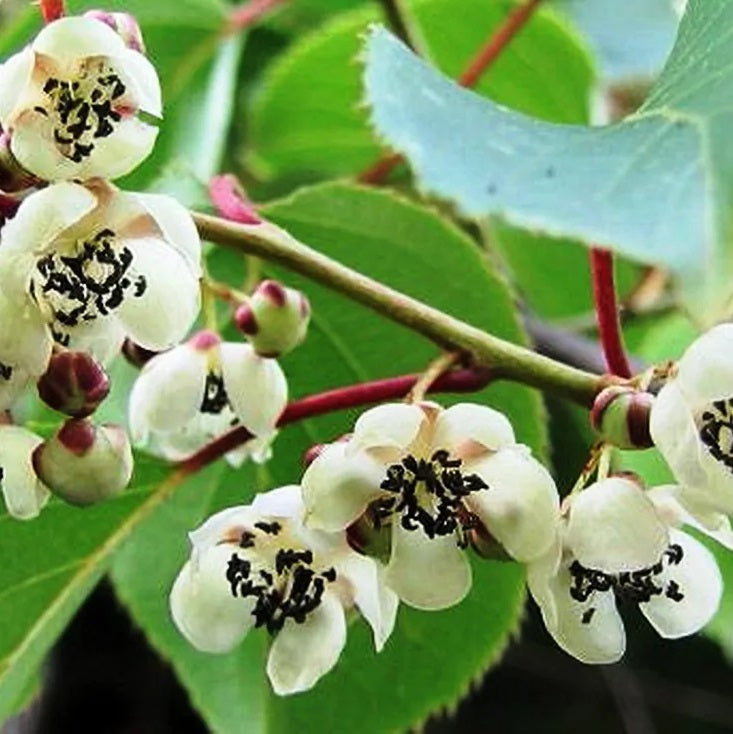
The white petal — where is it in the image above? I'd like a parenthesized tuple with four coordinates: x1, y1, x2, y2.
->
(648, 484, 733, 551)
(170, 545, 254, 654)
(673, 324, 733, 405)
(250, 484, 303, 519)
(465, 445, 559, 562)
(115, 237, 200, 350)
(529, 560, 626, 664)
(63, 315, 126, 366)
(639, 529, 722, 639)
(219, 343, 287, 436)
(336, 552, 398, 652)
(188, 505, 259, 552)
(0, 181, 96, 258)
(0, 426, 50, 520)
(0, 366, 30, 411)
(385, 522, 470, 610)
(351, 403, 425, 451)
(0, 47, 34, 123)
(566, 477, 668, 573)
(33, 17, 126, 63)
(133, 192, 201, 272)
(128, 344, 207, 440)
(113, 47, 162, 116)
(302, 442, 385, 531)
(266, 592, 346, 696)
(0, 291, 52, 377)
(432, 402, 515, 455)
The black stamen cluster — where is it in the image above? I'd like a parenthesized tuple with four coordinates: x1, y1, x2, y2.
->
(376, 449, 488, 538)
(225, 545, 337, 635)
(34, 230, 146, 336)
(569, 543, 685, 625)
(40, 71, 125, 163)
(699, 398, 733, 472)
(200, 372, 229, 414)
(0, 362, 12, 381)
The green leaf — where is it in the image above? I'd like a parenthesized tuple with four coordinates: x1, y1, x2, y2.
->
(363, 2, 733, 323)
(0, 455, 184, 723)
(247, 0, 592, 182)
(113, 182, 542, 733)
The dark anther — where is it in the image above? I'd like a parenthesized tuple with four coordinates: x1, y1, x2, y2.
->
(0, 362, 12, 381)
(698, 397, 733, 472)
(239, 531, 255, 549)
(665, 580, 684, 602)
(200, 372, 229, 415)
(581, 607, 596, 625)
(254, 521, 282, 536)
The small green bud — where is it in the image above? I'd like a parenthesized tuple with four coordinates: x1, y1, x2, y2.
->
(235, 280, 310, 357)
(32, 419, 133, 506)
(590, 386, 655, 449)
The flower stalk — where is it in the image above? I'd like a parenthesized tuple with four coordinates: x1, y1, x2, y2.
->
(194, 212, 608, 406)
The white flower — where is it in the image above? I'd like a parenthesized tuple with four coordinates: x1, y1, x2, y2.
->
(0, 16, 161, 181)
(528, 477, 722, 664)
(129, 330, 286, 463)
(301, 402, 559, 611)
(170, 485, 398, 696)
(0, 425, 50, 519)
(0, 179, 201, 369)
(650, 324, 733, 515)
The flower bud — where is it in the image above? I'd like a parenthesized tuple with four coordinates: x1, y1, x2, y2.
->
(83, 10, 145, 52)
(121, 339, 160, 368)
(32, 419, 133, 506)
(590, 385, 654, 449)
(36, 351, 110, 418)
(235, 280, 310, 357)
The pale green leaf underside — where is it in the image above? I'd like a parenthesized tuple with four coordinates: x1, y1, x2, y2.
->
(364, 1, 733, 321)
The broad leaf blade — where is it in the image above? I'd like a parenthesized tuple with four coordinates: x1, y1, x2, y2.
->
(363, 1, 733, 322)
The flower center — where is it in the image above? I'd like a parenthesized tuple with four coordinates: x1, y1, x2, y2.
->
(568, 543, 684, 625)
(200, 371, 230, 415)
(375, 449, 487, 541)
(30, 228, 147, 343)
(35, 63, 127, 163)
(698, 399, 733, 472)
(225, 523, 337, 634)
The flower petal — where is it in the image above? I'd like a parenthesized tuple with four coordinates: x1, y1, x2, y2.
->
(113, 47, 162, 117)
(385, 522, 470, 610)
(0, 290, 51, 376)
(0, 426, 50, 520)
(170, 545, 254, 654)
(302, 441, 385, 531)
(566, 477, 668, 573)
(266, 591, 347, 695)
(62, 315, 126, 366)
(33, 17, 126, 62)
(673, 324, 733, 405)
(465, 445, 559, 562)
(0, 365, 30, 411)
(337, 552, 398, 652)
(0, 47, 34, 122)
(128, 344, 207, 440)
(639, 529, 722, 638)
(251, 484, 303, 519)
(432, 402, 515, 455)
(115, 237, 200, 351)
(350, 403, 425, 452)
(529, 561, 626, 664)
(219, 343, 287, 436)
(188, 505, 259, 551)
(132, 192, 201, 271)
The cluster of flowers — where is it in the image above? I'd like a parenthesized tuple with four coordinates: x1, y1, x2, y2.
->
(1, 10, 730, 700)
(173, 325, 733, 694)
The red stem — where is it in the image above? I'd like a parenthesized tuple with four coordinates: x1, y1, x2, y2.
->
(39, 0, 64, 23)
(357, 0, 544, 185)
(179, 367, 491, 473)
(589, 247, 632, 378)
(227, 0, 288, 32)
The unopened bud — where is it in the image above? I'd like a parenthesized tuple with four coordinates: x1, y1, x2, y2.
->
(235, 280, 310, 357)
(37, 351, 109, 418)
(590, 386, 654, 449)
(32, 419, 133, 506)
(84, 10, 145, 52)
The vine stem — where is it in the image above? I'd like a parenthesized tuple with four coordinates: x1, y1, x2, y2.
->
(180, 367, 491, 473)
(39, 0, 64, 23)
(358, 0, 545, 184)
(589, 247, 632, 378)
(193, 213, 610, 405)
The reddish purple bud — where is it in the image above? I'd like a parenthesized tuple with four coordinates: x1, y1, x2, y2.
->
(33, 419, 133, 506)
(209, 174, 261, 225)
(37, 350, 110, 418)
(84, 10, 145, 52)
(188, 329, 221, 352)
(303, 443, 327, 468)
(257, 280, 287, 307)
(590, 385, 654, 449)
(122, 339, 160, 368)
